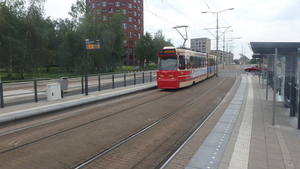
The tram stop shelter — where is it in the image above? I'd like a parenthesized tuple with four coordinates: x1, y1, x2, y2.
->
(250, 42, 300, 129)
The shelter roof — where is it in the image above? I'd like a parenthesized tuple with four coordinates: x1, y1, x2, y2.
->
(250, 42, 300, 55)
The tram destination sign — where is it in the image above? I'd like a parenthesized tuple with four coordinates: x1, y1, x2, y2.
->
(85, 38, 103, 51)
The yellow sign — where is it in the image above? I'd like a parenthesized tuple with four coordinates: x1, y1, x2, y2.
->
(85, 38, 103, 51)
(163, 50, 176, 54)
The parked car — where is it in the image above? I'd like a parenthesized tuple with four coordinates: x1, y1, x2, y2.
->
(244, 65, 267, 72)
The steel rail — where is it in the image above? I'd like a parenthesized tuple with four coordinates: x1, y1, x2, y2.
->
(75, 72, 231, 169)
(159, 68, 238, 168)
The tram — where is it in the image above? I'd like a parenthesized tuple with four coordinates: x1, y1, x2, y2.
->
(157, 46, 216, 89)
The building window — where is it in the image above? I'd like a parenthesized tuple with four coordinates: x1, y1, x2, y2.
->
(102, 1, 106, 7)
(109, 8, 114, 13)
(116, 2, 120, 7)
(128, 3, 132, 8)
(92, 3, 95, 8)
(134, 11, 137, 16)
(108, 2, 113, 5)
(102, 9, 107, 12)
(103, 16, 107, 21)
(123, 9, 126, 14)
(122, 2, 126, 6)
(96, 2, 100, 6)
(96, 9, 101, 14)
(123, 23, 127, 29)
(128, 17, 132, 22)
(129, 32, 133, 38)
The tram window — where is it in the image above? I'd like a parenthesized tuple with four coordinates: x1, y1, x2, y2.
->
(190, 56, 198, 68)
(209, 58, 215, 66)
(179, 55, 185, 70)
(189, 57, 194, 68)
(158, 57, 177, 70)
(196, 57, 200, 68)
(201, 58, 206, 67)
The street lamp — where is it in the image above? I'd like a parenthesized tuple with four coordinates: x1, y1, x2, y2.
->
(202, 8, 234, 77)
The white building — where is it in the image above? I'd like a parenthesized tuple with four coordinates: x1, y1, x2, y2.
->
(190, 38, 211, 54)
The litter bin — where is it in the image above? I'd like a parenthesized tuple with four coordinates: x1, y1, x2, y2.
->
(60, 77, 68, 91)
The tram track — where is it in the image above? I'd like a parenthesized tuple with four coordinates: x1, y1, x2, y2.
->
(158, 68, 239, 168)
(0, 90, 172, 153)
(74, 68, 235, 168)
(0, 66, 237, 169)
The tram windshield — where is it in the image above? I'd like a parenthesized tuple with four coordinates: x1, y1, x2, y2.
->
(158, 57, 177, 70)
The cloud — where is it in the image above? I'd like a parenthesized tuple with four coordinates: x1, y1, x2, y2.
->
(44, 0, 300, 59)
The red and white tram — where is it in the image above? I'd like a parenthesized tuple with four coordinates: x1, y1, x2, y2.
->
(157, 47, 216, 89)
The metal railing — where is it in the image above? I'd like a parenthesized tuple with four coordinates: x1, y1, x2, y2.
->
(0, 71, 156, 108)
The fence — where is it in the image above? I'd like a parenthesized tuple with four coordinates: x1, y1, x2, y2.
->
(0, 71, 156, 108)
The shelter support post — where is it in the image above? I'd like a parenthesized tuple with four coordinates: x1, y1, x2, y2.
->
(272, 48, 278, 125)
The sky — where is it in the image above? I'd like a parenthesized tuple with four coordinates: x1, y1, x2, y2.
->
(44, 0, 300, 59)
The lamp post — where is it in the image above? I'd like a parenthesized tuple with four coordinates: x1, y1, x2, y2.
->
(222, 30, 233, 69)
(202, 8, 234, 77)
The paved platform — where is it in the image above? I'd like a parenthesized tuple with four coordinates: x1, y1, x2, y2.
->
(0, 82, 157, 123)
(164, 74, 300, 169)
(1, 69, 300, 169)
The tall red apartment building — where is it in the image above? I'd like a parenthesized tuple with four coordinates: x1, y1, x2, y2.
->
(86, 0, 144, 66)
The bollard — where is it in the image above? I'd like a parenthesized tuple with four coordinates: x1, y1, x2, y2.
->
(134, 73, 136, 85)
(143, 72, 145, 84)
(81, 77, 84, 94)
(98, 76, 101, 91)
(112, 74, 115, 89)
(124, 74, 126, 87)
(34, 81, 38, 102)
(0, 83, 4, 108)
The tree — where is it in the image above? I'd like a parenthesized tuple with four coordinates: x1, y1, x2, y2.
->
(250, 58, 257, 64)
(0, 0, 26, 79)
(136, 30, 173, 66)
(136, 32, 154, 65)
(0, 0, 130, 79)
(100, 11, 126, 72)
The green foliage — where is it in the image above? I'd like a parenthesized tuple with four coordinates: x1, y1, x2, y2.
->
(250, 58, 257, 64)
(136, 30, 173, 66)
(0, 0, 162, 80)
(233, 59, 240, 65)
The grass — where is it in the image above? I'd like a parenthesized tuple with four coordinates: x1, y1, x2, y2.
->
(0, 65, 158, 83)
